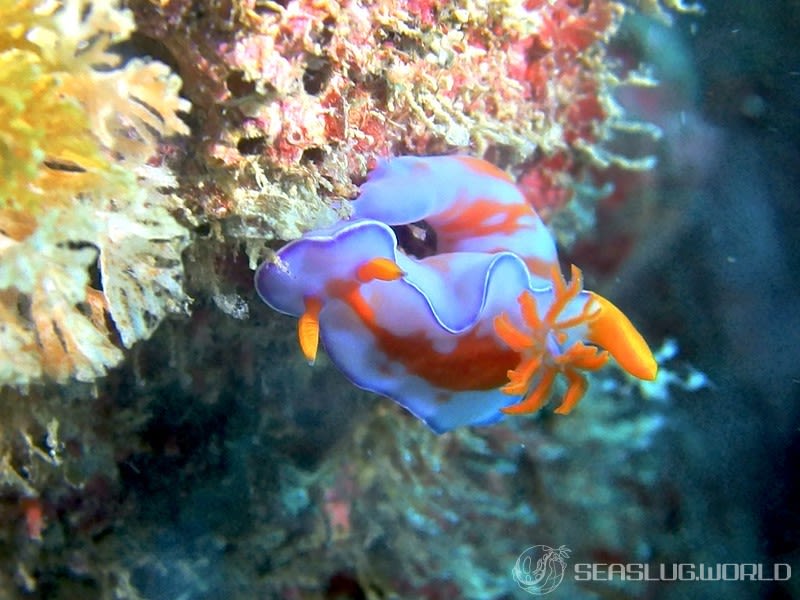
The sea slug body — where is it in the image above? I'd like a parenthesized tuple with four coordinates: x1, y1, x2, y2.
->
(256, 156, 657, 433)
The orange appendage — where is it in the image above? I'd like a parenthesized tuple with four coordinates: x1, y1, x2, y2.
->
(356, 257, 405, 282)
(298, 296, 322, 364)
(493, 265, 608, 416)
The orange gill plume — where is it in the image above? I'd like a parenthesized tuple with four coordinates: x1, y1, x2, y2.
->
(493, 265, 610, 416)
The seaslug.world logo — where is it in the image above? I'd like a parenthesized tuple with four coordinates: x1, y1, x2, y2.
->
(511, 544, 792, 595)
(511, 545, 571, 595)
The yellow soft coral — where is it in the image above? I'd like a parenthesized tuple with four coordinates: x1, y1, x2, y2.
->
(0, 0, 191, 385)
(0, 0, 130, 212)
(0, 46, 108, 214)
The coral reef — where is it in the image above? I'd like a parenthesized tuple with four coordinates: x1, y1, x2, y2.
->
(0, 0, 191, 385)
(0, 0, 689, 385)
(130, 0, 672, 257)
(0, 277, 678, 598)
(0, 0, 721, 598)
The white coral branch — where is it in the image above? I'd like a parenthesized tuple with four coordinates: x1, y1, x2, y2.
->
(97, 182, 191, 349)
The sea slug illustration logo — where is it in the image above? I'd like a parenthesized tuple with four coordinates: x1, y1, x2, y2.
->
(512, 545, 571, 595)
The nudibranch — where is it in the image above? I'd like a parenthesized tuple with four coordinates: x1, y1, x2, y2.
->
(255, 155, 657, 433)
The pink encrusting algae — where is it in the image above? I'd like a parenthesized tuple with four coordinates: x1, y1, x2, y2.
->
(129, 0, 664, 253)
